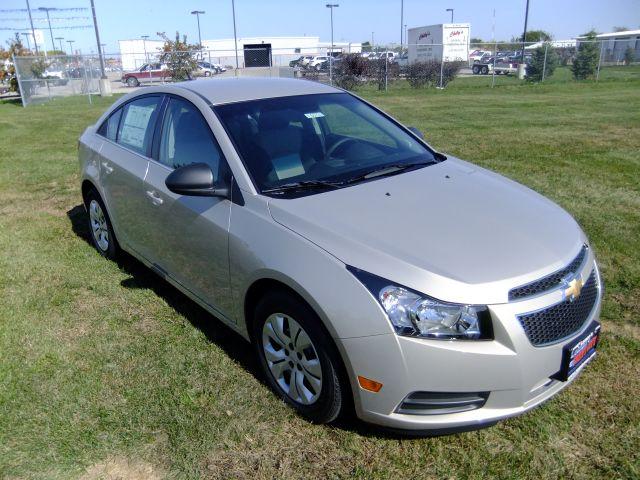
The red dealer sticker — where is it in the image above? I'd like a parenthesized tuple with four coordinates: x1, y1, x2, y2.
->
(553, 322, 600, 382)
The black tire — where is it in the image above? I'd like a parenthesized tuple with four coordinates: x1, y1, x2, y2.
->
(126, 76, 139, 87)
(481, 65, 489, 75)
(204, 71, 211, 77)
(472, 65, 479, 74)
(253, 290, 345, 424)
(84, 189, 119, 260)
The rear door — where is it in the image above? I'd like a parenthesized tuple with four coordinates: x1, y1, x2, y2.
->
(141, 95, 232, 316)
(98, 94, 163, 255)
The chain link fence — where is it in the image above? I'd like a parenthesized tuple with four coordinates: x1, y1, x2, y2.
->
(10, 39, 639, 106)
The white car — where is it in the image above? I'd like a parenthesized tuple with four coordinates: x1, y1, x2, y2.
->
(300, 56, 315, 67)
(469, 50, 492, 62)
(307, 56, 330, 69)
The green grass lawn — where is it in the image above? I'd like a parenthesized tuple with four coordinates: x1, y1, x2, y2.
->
(0, 76, 639, 479)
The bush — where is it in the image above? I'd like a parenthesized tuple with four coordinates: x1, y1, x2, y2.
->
(623, 47, 635, 66)
(333, 54, 367, 90)
(405, 61, 440, 88)
(526, 43, 559, 82)
(440, 61, 463, 87)
(572, 31, 600, 80)
(368, 58, 400, 91)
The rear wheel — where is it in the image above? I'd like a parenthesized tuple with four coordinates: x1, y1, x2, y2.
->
(85, 189, 119, 259)
(472, 65, 479, 74)
(253, 290, 345, 424)
(481, 65, 489, 74)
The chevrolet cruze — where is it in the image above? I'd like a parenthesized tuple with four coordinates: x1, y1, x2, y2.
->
(78, 77, 602, 433)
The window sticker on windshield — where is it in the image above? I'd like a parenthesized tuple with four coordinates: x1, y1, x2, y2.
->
(304, 112, 325, 119)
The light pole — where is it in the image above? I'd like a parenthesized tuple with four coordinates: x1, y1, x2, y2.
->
(20, 32, 31, 52)
(326, 4, 339, 85)
(55, 37, 64, 54)
(89, 0, 107, 80)
(141, 35, 150, 78)
(67, 39, 75, 55)
(191, 10, 205, 50)
(37, 7, 56, 53)
(400, 0, 403, 50)
(446, 8, 454, 23)
(24, 0, 39, 55)
(519, 0, 530, 79)
(231, 0, 239, 70)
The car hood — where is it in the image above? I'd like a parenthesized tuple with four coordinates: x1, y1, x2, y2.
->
(267, 158, 586, 305)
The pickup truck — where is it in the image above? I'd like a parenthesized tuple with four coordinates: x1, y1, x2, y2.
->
(121, 63, 170, 87)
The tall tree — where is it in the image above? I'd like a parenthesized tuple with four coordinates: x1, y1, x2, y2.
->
(572, 30, 600, 80)
(157, 32, 199, 81)
(516, 30, 552, 43)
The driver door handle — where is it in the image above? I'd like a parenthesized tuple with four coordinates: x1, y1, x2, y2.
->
(145, 190, 164, 206)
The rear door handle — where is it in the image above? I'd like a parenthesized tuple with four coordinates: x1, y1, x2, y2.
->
(145, 190, 164, 206)
(101, 161, 113, 174)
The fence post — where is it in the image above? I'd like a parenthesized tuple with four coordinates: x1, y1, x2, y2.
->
(596, 40, 603, 82)
(439, 44, 444, 88)
(491, 42, 497, 88)
(385, 51, 388, 91)
(12, 55, 26, 107)
(541, 43, 548, 82)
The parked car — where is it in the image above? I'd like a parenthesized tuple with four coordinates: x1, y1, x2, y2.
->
(307, 56, 330, 69)
(121, 63, 169, 87)
(469, 50, 492, 62)
(289, 56, 305, 67)
(299, 55, 315, 67)
(197, 61, 221, 76)
(396, 54, 409, 67)
(79, 78, 602, 433)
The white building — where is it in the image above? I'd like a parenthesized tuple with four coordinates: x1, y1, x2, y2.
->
(119, 36, 361, 71)
(525, 39, 577, 50)
(577, 29, 640, 63)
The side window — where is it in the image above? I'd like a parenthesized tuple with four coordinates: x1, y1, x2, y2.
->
(97, 107, 122, 141)
(158, 97, 224, 180)
(117, 96, 161, 155)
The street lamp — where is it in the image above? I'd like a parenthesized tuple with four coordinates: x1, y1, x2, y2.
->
(141, 35, 149, 71)
(231, 0, 239, 70)
(20, 32, 31, 52)
(446, 8, 454, 23)
(326, 4, 339, 85)
(191, 10, 205, 50)
(66, 40, 75, 55)
(37, 7, 56, 53)
(400, 0, 403, 49)
(55, 37, 64, 54)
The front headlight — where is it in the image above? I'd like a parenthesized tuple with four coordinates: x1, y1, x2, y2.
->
(348, 267, 492, 340)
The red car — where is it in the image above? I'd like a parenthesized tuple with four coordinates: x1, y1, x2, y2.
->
(121, 63, 169, 87)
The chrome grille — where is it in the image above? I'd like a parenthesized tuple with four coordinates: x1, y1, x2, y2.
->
(509, 245, 588, 301)
(517, 270, 599, 346)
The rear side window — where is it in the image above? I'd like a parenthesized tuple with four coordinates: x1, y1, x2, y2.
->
(158, 97, 224, 180)
(117, 96, 162, 155)
(97, 108, 122, 141)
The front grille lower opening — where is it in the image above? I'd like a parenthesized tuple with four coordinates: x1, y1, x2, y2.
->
(396, 391, 489, 416)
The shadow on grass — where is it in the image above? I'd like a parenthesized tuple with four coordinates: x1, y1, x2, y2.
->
(67, 203, 447, 440)
(0, 96, 23, 107)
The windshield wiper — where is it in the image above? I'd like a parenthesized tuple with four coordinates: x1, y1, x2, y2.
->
(261, 180, 344, 194)
(340, 161, 436, 185)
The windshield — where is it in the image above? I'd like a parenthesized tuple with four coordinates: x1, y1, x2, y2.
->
(215, 93, 439, 195)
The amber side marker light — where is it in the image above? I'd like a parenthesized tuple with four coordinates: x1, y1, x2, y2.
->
(358, 376, 383, 393)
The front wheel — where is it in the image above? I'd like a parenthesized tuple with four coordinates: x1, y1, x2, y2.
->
(253, 290, 345, 424)
(126, 76, 139, 87)
(85, 189, 119, 259)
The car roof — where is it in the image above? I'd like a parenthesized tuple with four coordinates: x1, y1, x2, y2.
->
(169, 77, 341, 105)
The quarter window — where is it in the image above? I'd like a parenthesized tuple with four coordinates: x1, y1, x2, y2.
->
(97, 107, 122, 141)
(158, 97, 224, 180)
(117, 96, 162, 155)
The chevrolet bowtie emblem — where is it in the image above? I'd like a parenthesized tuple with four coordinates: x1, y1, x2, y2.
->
(563, 277, 583, 302)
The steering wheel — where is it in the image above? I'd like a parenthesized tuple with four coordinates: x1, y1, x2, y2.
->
(325, 137, 361, 160)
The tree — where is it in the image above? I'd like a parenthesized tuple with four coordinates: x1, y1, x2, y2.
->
(1, 34, 32, 93)
(572, 30, 600, 80)
(516, 30, 552, 43)
(623, 47, 635, 65)
(525, 42, 559, 82)
(613, 26, 630, 32)
(157, 31, 199, 81)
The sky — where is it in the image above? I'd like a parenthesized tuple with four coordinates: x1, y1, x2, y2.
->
(2, 0, 640, 54)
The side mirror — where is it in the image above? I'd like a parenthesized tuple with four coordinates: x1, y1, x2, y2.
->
(165, 162, 229, 198)
(408, 126, 425, 139)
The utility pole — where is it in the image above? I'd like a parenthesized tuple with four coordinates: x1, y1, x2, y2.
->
(326, 4, 339, 85)
(400, 0, 403, 50)
(67, 39, 75, 55)
(231, 0, 239, 71)
(24, 0, 39, 55)
(89, 0, 107, 79)
(55, 37, 64, 53)
(191, 10, 205, 49)
(37, 7, 56, 53)
(519, 0, 530, 79)
(20, 32, 31, 52)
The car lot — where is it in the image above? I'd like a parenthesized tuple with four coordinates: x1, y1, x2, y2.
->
(0, 78, 638, 478)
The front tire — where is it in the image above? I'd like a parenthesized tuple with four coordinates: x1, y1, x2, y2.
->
(126, 76, 139, 87)
(85, 189, 119, 260)
(253, 290, 345, 424)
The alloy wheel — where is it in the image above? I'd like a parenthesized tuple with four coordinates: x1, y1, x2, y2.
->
(89, 199, 109, 252)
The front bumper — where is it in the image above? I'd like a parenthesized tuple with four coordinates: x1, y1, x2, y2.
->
(338, 260, 603, 432)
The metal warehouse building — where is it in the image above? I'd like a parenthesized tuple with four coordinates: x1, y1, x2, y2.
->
(578, 29, 640, 63)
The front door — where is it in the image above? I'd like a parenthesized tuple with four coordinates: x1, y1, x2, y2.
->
(141, 96, 233, 317)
